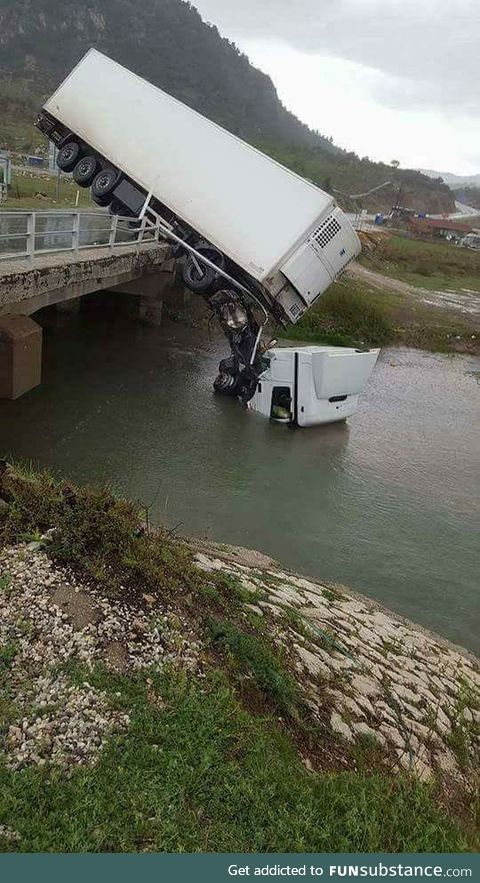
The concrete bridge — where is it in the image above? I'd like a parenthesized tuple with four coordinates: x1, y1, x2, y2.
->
(0, 210, 180, 399)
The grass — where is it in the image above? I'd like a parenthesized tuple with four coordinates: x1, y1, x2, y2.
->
(282, 280, 394, 349)
(0, 464, 477, 852)
(0, 666, 470, 853)
(360, 235, 480, 294)
(208, 619, 299, 715)
(0, 465, 201, 603)
(1, 170, 91, 211)
(280, 275, 480, 355)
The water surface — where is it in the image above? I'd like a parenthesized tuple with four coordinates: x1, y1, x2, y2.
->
(1, 305, 479, 653)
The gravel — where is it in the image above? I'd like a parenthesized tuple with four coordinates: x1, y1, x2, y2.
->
(0, 543, 201, 771)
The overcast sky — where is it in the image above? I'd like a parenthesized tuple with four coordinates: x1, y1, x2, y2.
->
(191, 0, 479, 175)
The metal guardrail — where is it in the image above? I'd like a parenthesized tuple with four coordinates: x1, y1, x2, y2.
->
(0, 210, 162, 267)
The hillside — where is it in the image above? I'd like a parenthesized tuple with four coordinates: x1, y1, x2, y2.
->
(419, 169, 480, 188)
(0, 0, 454, 213)
(452, 186, 480, 211)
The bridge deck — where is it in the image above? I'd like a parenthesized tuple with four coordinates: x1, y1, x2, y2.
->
(0, 241, 161, 279)
(0, 242, 171, 317)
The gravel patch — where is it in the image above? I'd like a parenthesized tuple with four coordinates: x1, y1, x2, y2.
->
(0, 544, 201, 771)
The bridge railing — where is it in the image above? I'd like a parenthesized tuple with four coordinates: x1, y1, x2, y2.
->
(0, 210, 162, 267)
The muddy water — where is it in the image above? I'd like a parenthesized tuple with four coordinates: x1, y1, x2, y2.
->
(1, 306, 479, 653)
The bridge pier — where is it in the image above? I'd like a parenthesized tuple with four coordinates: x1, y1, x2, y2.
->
(109, 257, 177, 326)
(0, 315, 42, 400)
(0, 240, 176, 398)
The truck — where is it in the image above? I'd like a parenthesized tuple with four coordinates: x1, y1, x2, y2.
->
(36, 49, 378, 426)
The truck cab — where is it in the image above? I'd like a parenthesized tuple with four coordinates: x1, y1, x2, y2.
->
(249, 346, 380, 426)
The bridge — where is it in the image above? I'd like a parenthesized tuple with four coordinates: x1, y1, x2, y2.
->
(0, 210, 179, 399)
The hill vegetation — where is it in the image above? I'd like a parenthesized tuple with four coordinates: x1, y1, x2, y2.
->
(0, 0, 454, 213)
(453, 186, 480, 210)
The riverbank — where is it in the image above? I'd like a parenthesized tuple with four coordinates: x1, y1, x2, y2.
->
(282, 273, 480, 355)
(0, 464, 478, 852)
(281, 231, 480, 355)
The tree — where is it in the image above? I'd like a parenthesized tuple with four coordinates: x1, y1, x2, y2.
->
(391, 160, 400, 169)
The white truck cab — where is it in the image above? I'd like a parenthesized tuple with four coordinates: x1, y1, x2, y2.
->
(249, 346, 379, 426)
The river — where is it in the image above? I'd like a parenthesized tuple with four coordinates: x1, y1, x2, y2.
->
(1, 302, 479, 653)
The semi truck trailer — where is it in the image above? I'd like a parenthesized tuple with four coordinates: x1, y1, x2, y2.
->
(36, 49, 378, 425)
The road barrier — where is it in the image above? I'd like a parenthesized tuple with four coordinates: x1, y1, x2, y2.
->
(0, 210, 162, 267)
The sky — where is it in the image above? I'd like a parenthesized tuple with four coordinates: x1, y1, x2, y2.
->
(191, 0, 480, 176)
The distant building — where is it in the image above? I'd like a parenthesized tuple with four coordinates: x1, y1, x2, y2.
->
(406, 217, 475, 243)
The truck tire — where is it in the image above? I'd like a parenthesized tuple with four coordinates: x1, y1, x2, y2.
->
(213, 371, 239, 397)
(109, 198, 133, 218)
(57, 141, 81, 173)
(237, 367, 258, 403)
(91, 168, 122, 205)
(73, 155, 98, 187)
(182, 246, 225, 294)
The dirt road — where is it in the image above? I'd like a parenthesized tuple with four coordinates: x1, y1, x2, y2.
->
(348, 262, 480, 318)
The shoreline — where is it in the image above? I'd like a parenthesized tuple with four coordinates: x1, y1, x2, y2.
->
(185, 535, 480, 667)
(0, 464, 478, 850)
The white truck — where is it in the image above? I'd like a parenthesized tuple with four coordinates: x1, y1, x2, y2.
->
(37, 49, 378, 425)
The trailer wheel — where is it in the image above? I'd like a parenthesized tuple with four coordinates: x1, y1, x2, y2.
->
(73, 155, 98, 187)
(91, 167, 122, 204)
(57, 141, 81, 173)
(109, 198, 133, 218)
(183, 246, 225, 294)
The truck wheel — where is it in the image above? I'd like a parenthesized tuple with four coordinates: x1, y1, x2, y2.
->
(183, 246, 225, 294)
(91, 167, 122, 203)
(109, 198, 132, 217)
(237, 367, 258, 403)
(57, 141, 81, 173)
(73, 155, 98, 187)
(213, 371, 239, 397)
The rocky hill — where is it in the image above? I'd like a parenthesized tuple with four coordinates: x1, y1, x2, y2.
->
(0, 0, 454, 213)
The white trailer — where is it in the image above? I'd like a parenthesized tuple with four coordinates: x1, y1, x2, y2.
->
(37, 50, 378, 426)
(37, 49, 360, 325)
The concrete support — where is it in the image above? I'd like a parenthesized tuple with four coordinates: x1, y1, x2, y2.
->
(138, 294, 164, 326)
(0, 315, 42, 400)
(110, 259, 179, 326)
(56, 297, 83, 314)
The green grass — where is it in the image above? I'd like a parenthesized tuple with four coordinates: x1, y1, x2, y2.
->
(0, 667, 470, 853)
(361, 235, 480, 293)
(208, 619, 299, 714)
(281, 280, 395, 349)
(0, 466, 201, 603)
(280, 275, 480, 355)
(1, 171, 91, 211)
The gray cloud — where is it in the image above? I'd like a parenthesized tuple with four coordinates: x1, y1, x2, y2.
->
(192, 0, 480, 115)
